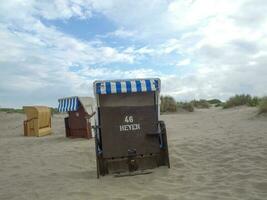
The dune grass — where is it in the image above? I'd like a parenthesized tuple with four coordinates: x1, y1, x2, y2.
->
(215, 102, 224, 107)
(191, 99, 211, 109)
(51, 108, 59, 115)
(223, 94, 260, 109)
(160, 96, 177, 113)
(160, 94, 264, 112)
(0, 108, 24, 113)
(160, 96, 194, 113)
(0, 107, 59, 115)
(207, 99, 222, 105)
(177, 102, 194, 112)
(258, 97, 267, 114)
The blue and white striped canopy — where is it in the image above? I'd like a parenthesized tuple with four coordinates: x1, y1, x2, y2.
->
(58, 96, 80, 112)
(94, 78, 160, 95)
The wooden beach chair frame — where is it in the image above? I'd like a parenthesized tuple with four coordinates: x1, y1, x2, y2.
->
(23, 106, 52, 137)
(58, 96, 95, 139)
(93, 78, 170, 178)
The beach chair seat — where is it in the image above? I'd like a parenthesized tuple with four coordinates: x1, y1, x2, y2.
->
(23, 106, 52, 137)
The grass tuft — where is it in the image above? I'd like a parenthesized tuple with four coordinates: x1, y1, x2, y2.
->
(207, 99, 222, 105)
(160, 96, 194, 113)
(177, 102, 194, 112)
(191, 99, 211, 109)
(0, 108, 24, 113)
(160, 96, 177, 112)
(258, 97, 267, 114)
(223, 94, 260, 109)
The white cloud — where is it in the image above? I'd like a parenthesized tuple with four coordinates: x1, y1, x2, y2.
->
(77, 67, 161, 79)
(159, 0, 267, 100)
(1, 0, 267, 107)
(0, 1, 146, 107)
(106, 28, 136, 38)
(176, 58, 191, 66)
(166, 0, 241, 28)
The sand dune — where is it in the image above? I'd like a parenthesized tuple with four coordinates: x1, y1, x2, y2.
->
(0, 107, 266, 200)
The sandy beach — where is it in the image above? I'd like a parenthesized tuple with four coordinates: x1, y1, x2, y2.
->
(0, 107, 266, 200)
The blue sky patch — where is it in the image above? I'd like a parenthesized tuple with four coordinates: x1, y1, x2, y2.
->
(42, 12, 116, 41)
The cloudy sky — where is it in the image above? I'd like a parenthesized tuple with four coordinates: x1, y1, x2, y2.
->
(0, 0, 267, 108)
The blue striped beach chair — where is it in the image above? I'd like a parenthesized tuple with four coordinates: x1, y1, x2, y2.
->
(93, 78, 170, 177)
(58, 96, 95, 139)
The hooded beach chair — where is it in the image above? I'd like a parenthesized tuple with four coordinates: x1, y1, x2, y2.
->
(93, 78, 170, 177)
(58, 96, 95, 139)
(23, 106, 52, 137)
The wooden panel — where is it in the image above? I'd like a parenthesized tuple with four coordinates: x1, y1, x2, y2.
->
(68, 129, 91, 139)
(68, 107, 87, 129)
(100, 106, 160, 158)
(23, 106, 51, 137)
(66, 107, 92, 139)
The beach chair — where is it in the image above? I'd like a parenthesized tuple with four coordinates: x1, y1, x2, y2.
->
(93, 78, 170, 177)
(58, 96, 95, 139)
(23, 106, 52, 137)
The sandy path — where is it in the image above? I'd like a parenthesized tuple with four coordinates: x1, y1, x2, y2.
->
(0, 107, 266, 200)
